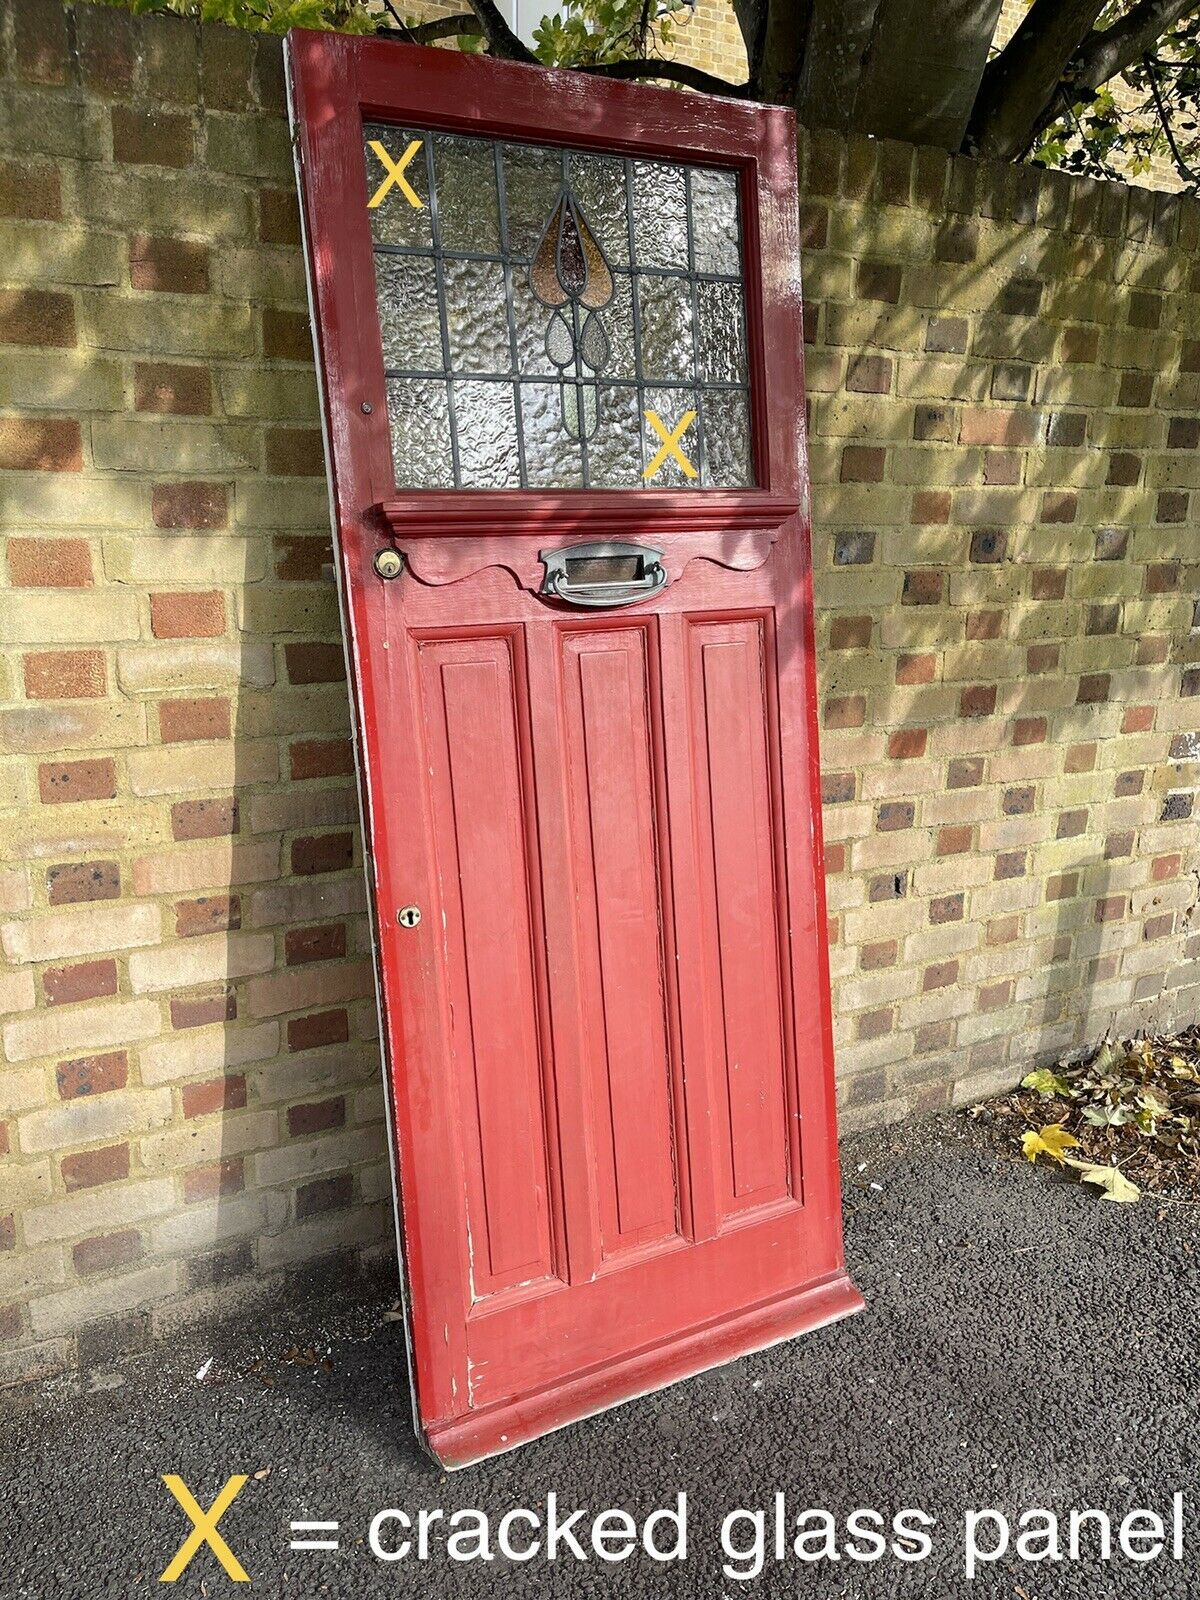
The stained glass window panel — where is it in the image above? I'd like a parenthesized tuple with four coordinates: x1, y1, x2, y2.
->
(365, 124, 754, 490)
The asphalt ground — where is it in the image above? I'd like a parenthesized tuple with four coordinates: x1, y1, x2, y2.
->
(4, 1110, 1199, 1599)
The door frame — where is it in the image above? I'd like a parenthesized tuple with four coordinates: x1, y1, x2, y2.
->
(286, 30, 857, 1466)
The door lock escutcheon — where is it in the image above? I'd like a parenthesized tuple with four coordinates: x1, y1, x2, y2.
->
(397, 904, 422, 928)
(374, 548, 404, 580)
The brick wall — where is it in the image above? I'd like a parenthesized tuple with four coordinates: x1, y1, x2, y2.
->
(0, 0, 1197, 1383)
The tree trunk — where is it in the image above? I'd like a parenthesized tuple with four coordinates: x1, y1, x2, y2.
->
(965, 0, 1108, 159)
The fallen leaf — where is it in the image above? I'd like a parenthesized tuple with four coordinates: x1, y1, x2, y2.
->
(1021, 1124, 1080, 1164)
(1070, 1161, 1140, 1203)
(1022, 1069, 1070, 1097)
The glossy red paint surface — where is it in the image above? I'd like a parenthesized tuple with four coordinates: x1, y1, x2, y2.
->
(287, 30, 862, 1467)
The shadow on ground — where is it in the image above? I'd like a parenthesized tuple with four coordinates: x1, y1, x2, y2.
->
(5, 1111, 1200, 1598)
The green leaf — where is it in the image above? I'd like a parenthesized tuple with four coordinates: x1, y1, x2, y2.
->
(1022, 1069, 1071, 1097)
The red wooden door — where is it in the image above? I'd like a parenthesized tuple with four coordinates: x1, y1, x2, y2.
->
(288, 31, 863, 1467)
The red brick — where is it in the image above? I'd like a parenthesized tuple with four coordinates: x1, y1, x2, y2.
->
(171, 989, 237, 1030)
(296, 1171, 353, 1219)
(860, 940, 898, 970)
(61, 1142, 130, 1192)
(159, 696, 231, 743)
(8, 536, 91, 588)
(1144, 913, 1175, 942)
(184, 1157, 245, 1203)
(0, 1124, 9, 1159)
(38, 757, 116, 804)
(0, 1304, 19, 1343)
(948, 757, 985, 788)
(263, 306, 312, 361)
(846, 354, 891, 393)
(290, 738, 354, 780)
(959, 408, 1039, 447)
(285, 642, 346, 684)
(930, 893, 965, 923)
(0, 418, 82, 472)
(876, 801, 915, 832)
(856, 1008, 894, 1041)
(829, 616, 872, 650)
(129, 235, 210, 294)
(823, 695, 866, 731)
(970, 530, 1006, 564)
(152, 482, 227, 529)
(896, 652, 936, 686)
(111, 106, 194, 168)
(1041, 491, 1076, 523)
(134, 362, 212, 416)
(937, 825, 973, 855)
(57, 1050, 129, 1100)
(182, 1074, 247, 1118)
(175, 894, 241, 938)
(1095, 895, 1126, 923)
(285, 924, 347, 966)
(856, 260, 901, 302)
(1012, 717, 1047, 746)
(994, 851, 1026, 880)
(1152, 854, 1183, 883)
(911, 490, 950, 523)
(902, 570, 942, 606)
(1026, 643, 1060, 673)
(287, 1096, 346, 1138)
(987, 915, 1021, 946)
(0, 1215, 14, 1252)
(171, 797, 238, 842)
(979, 980, 1013, 1011)
(841, 445, 886, 482)
(0, 288, 75, 347)
(984, 450, 1020, 485)
(0, 158, 62, 221)
(966, 610, 1004, 642)
(265, 427, 326, 476)
(1145, 563, 1179, 595)
(1122, 705, 1154, 734)
(923, 960, 959, 991)
(822, 772, 855, 805)
(960, 685, 997, 718)
(887, 728, 928, 760)
(259, 187, 301, 245)
(73, 1230, 143, 1276)
(43, 958, 118, 1008)
(274, 536, 333, 582)
(23, 649, 106, 699)
(150, 590, 226, 639)
(291, 832, 354, 876)
(287, 1008, 349, 1052)
(47, 860, 120, 907)
(824, 843, 847, 875)
(1077, 673, 1110, 704)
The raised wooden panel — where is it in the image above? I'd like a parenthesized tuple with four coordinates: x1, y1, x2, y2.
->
(687, 616, 792, 1220)
(416, 631, 558, 1297)
(559, 624, 681, 1259)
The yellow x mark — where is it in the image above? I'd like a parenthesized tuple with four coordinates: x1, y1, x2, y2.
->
(367, 138, 424, 210)
(643, 409, 698, 480)
(160, 1474, 250, 1583)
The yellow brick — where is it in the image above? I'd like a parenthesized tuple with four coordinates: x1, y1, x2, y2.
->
(2, 903, 160, 965)
(126, 739, 278, 796)
(3, 997, 162, 1064)
(128, 931, 275, 994)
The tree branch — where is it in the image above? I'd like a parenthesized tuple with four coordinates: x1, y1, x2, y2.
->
(965, 0, 1108, 159)
(462, 0, 537, 61)
(1143, 49, 1200, 188)
(408, 14, 482, 44)
(1064, 0, 1195, 96)
(580, 58, 751, 96)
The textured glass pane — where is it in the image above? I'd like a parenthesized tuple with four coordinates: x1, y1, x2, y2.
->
(365, 125, 432, 250)
(503, 144, 565, 258)
(632, 161, 689, 270)
(387, 378, 452, 488)
(696, 281, 746, 384)
(444, 259, 511, 374)
(568, 152, 629, 267)
(519, 382, 585, 487)
(453, 379, 521, 487)
(511, 272, 559, 378)
(641, 387, 701, 489)
(691, 167, 740, 276)
(603, 271, 636, 381)
(637, 274, 694, 383)
(374, 254, 442, 372)
(587, 384, 643, 488)
(702, 390, 752, 487)
(433, 134, 501, 254)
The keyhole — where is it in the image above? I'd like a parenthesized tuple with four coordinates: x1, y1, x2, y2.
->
(397, 905, 422, 928)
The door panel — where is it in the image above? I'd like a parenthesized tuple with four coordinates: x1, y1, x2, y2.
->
(557, 623, 681, 1260)
(416, 631, 559, 1298)
(686, 616, 793, 1222)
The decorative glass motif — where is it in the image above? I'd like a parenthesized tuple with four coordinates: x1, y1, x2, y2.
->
(363, 124, 753, 490)
(529, 188, 614, 440)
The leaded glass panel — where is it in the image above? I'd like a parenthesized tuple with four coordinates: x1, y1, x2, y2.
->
(364, 122, 753, 490)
